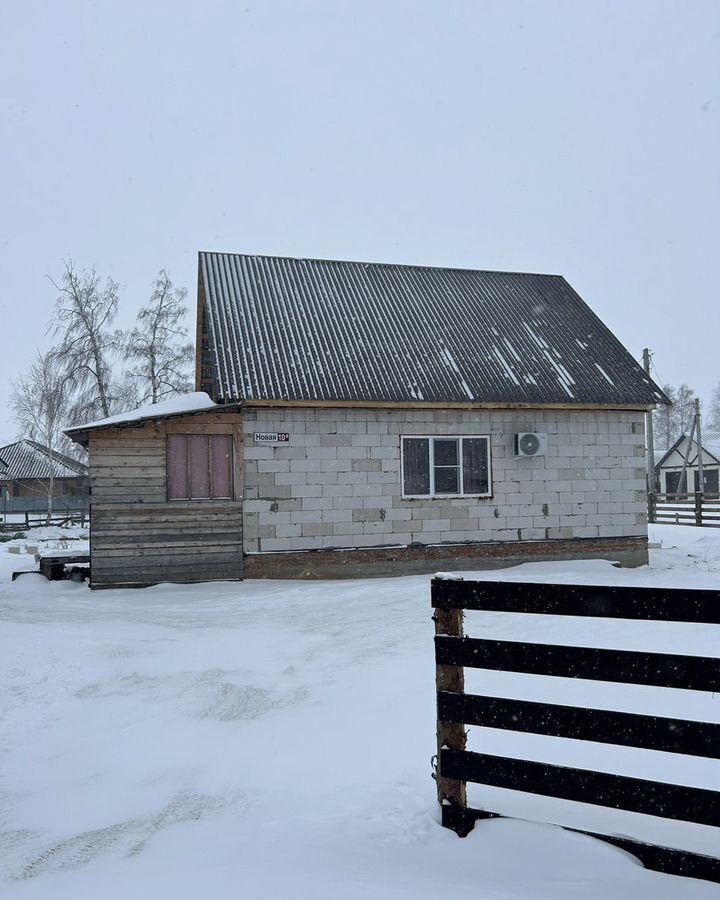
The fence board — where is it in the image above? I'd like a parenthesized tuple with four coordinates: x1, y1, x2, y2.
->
(435, 636, 720, 691)
(438, 692, 720, 758)
(432, 579, 720, 623)
(440, 751, 720, 828)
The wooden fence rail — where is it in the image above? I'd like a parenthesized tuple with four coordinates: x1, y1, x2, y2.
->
(432, 577, 720, 884)
(648, 491, 720, 528)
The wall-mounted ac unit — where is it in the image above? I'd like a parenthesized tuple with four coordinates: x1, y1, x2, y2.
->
(514, 432, 547, 458)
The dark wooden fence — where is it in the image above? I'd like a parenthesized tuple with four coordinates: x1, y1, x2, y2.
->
(432, 577, 720, 884)
(648, 491, 720, 528)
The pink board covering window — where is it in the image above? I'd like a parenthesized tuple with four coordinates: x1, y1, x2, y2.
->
(167, 434, 233, 500)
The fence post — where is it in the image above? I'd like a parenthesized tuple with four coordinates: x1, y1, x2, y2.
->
(695, 492, 703, 527)
(647, 491, 656, 524)
(433, 583, 468, 832)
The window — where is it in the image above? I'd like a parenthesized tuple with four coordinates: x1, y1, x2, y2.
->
(401, 435, 491, 498)
(694, 469, 719, 493)
(167, 434, 233, 500)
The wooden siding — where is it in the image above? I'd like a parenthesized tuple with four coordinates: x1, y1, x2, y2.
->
(89, 413, 243, 588)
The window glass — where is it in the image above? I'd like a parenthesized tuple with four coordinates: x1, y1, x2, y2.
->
(403, 438, 430, 495)
(462, 438, 489, 494)
(434, 438, 458, 466)
(434, 465, 459, 494)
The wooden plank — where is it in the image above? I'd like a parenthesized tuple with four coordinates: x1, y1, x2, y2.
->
(92, 532, 241, 548)
(91, 502, 242, 515)
(91, 525, 242, 539)
(91, 494, 168, 505)
(440, 750, 720, 828)
(91, 566, 243, 584)
(91, 451, 166, 463)
(434, 636, 720, 691)
(165, 421, 236, 434)
(92, 547, 242, 562)
(245, 399, 652, 412)
(91, 513, 242, 528)
(90, 478, 166, 490)
(91, 437, 165, 449)
(431, 578, 720, 624)
(91, 465, 166, 476)
(445, 807, 720, 884)
(438, 692, 720, 758)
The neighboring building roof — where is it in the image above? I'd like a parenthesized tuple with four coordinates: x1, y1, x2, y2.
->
(199, 252, 667, 407)
(654, 433, 720, 471)
(0, 440, 87, 480)
(703, 430, 720, 458)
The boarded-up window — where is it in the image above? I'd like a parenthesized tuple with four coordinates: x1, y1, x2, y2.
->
(167, 434, 233, 500)
(401, 435, 491, 497)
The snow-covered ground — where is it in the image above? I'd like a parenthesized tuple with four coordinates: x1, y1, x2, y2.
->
(1, 525, 719, 899)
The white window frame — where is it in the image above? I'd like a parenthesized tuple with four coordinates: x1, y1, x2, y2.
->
(400, 434, 492, 499)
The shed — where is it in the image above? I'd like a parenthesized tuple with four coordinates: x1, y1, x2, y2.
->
(67, 252, 666, 589)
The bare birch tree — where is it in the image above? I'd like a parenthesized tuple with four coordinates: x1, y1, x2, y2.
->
(652, 382, 698, 451)
(50, 261, 121, 420)
(10, 350, 74, 522)
(709, 383, 720, 430)
(124, 270, 193, 405)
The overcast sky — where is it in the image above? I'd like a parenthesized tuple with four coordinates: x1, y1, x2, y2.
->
(1, 0, 718, 445)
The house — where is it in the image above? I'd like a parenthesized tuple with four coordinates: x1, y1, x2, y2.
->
(654, 432, 720, 495)
(0, 439, 88, 502)
(66, 252, 666, 589)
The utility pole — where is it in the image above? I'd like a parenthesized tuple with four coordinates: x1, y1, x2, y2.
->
(643, 349, 656, 493)
(695, 397, 704, 493)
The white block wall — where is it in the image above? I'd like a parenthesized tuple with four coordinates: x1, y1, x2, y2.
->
(242, 408, 648, 553)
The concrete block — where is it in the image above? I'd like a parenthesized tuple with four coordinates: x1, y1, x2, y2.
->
(258, 511, 292, 526)
(352, 508, 386, 523)
(291, 510, 323, 525)
(257, 459, 290, 474)
(303, 523, 335, 537)
(258, 537, 291, 552)
(290, 537, 319, 551)
(574, 526, 600, 538)
(320, 434, 352, 447)
(276, 524, 302, 539)
(294, 484, 324, 498)
(519, 527, 546, 540)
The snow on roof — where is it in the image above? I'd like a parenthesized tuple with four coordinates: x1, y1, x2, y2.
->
(65, 392, 217, 435)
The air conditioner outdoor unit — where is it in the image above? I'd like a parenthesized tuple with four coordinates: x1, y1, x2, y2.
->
(514, 432, 547, 458)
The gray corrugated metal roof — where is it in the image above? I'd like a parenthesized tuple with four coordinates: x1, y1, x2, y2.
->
(703, 430, 720, 457)
(0, 440, 87, 480)
(199, 252, 667, 407)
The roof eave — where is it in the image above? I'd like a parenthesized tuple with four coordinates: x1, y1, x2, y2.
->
(65, 401, 245, 447)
